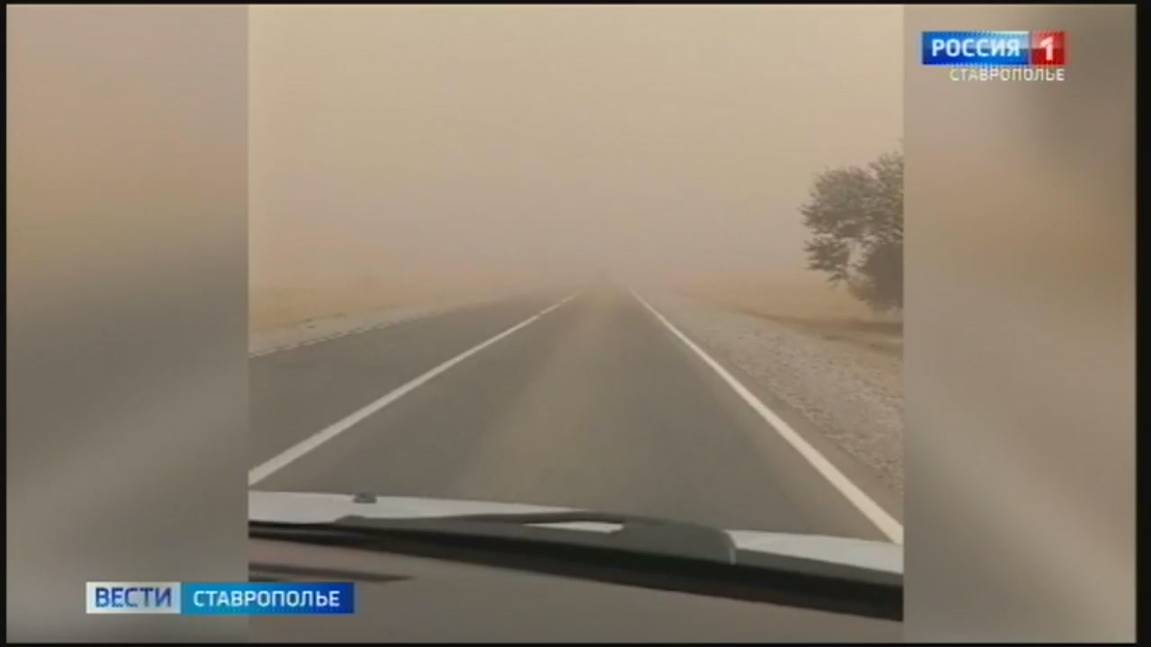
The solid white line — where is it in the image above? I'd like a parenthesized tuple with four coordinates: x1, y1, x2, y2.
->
(248, 292, 580, 486)
(630, 289, 904, 544)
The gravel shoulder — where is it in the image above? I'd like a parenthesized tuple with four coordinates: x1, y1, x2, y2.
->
(645, 291, 904, 495)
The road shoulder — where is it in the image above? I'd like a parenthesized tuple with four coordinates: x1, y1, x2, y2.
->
(641, 290, 905, 503)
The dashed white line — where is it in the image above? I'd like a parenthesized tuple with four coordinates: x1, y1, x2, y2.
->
(630, 289, 904, 544)
(248, 292, 580, 486)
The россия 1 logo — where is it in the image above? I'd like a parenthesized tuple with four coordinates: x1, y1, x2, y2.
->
(922, 31, 1066, 82)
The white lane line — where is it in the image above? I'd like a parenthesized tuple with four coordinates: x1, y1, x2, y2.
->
(248, 292, 580, 486)
(630, 289, 904, 544)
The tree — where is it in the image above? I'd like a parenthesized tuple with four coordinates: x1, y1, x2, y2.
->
(801, 150, 903, 312)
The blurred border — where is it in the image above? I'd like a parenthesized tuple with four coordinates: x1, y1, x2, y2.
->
(6, 5, 248, 641)
(903, 4, 1136, 642)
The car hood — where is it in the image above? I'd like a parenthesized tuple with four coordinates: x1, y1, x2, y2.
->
(249, 490, 902, 574)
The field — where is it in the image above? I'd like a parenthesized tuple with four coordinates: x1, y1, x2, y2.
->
(249, 273, 537, 334)
(673, 271, 902, 355)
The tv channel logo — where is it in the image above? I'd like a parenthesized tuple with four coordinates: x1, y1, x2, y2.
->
(86, 582, 356, 616)
(86, 582, 180, 614)
(922, 31, 1066, 82)
(922, 31, 1031, 67)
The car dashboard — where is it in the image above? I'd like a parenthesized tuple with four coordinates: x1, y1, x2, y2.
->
(249, 538, 901, 642)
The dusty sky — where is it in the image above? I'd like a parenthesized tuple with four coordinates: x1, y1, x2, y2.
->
(250, 5, 902, 292)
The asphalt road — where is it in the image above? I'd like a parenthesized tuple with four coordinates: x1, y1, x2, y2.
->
(250, 283, 896, 541)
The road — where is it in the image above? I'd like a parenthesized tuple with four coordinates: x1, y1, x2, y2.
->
(249, 283, 899, 542)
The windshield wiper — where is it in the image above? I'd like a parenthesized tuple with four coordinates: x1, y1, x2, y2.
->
(250, 510, 902, 620)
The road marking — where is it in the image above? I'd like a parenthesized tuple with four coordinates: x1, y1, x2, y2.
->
(630, 290, 904, 544)
(248, 292, 580, 486)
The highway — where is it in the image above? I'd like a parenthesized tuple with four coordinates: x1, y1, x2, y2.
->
(249, 283, 901, 542)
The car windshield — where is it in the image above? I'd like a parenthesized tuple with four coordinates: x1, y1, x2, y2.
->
(248, 492, 902, 620)
(247, 490, 902, 573)
(247, 3, 905, 633)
